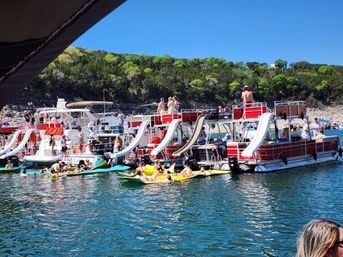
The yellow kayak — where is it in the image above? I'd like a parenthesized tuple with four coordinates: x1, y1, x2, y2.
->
(118, 169, 229, 184)
(143, 163, 175, 175)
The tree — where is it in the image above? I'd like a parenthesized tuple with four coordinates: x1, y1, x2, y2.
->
(274, 59, 288, 70)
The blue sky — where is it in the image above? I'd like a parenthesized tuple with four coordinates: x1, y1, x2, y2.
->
(73, 0, 343, 65)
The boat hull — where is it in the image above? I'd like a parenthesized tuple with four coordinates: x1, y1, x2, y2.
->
(254, 152, 338, 173)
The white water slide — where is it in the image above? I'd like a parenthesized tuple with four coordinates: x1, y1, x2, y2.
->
(172, 114, 206, 157)
(0, 129, 34, 159)
(150, 119, 181, 157)
(112, 119, 150, 159)
(0, 130, 21, 155)
(241, 113, 273, 158)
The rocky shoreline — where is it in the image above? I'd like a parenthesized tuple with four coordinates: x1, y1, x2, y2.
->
(307, 105, 343, 122)
(1, 103, 342, 125)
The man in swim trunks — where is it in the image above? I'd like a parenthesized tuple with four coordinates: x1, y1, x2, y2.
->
(241, 85, 254, 106)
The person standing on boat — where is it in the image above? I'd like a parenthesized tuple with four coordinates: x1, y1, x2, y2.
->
(241, 85, 254, 107)
(310, 118, 323, 137)
(49, 134, 56, 155)
(241, 85, 254, 119)
(118, 111, 125, 127)
(78, 127, 84, 153)
(173, 96, 180, 112)
(157, 98, 165, 114)
(197, 126, 207, 145)
(61, 135, 70, 161)
(113, 136, 122, 153)
(167, 97, 176, 114)
(301, 120, 311, 140)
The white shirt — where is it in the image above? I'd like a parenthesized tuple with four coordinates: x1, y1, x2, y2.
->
(301, 123, 310, 140)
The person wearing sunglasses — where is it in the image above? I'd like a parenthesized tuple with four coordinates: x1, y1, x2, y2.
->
(296, 219, 343, 257)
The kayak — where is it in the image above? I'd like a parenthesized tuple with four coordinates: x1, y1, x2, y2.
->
(118, 169, 229, 184)
(118, 163, 175, 178)
(66, 166, 118, 176)
(118, 173, 198, 184)
(0, 166, 22, 173)
(143, 163, 175, 175)
(112, 165, 131, 171)
(194, 170, 231, 177)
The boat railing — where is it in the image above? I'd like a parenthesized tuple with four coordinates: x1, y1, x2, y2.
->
(232, 102, 268, 120)
(274, 100, 307, 119)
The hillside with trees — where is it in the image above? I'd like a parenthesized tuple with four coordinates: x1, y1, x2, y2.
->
(15, 47, 343, 110)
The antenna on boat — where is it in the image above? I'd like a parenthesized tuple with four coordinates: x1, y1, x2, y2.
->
(103, 89, 107, 115)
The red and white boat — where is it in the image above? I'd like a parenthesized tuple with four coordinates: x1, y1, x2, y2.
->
(224, 101, 341, 173)
(112, 110, 203, 167)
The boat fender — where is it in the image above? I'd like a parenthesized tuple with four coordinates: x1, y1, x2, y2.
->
(338, 148, 343, 157)
(312, 151, 317, 161)
(282, 113, 287, 120)
(280, 152, 288, 165)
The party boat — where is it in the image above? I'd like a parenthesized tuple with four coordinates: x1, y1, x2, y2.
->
(224, 101, 341, 173)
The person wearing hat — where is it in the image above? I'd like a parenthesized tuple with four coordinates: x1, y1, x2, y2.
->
(241, 85, 254, 106)
(241, 85, 254, 119)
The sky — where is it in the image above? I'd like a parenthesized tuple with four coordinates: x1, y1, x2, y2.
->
(73, 0, 343, 66)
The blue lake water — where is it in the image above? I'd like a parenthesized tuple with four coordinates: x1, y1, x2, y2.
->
(0, 130, 342, 256)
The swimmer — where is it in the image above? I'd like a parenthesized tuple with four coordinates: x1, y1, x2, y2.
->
(180, 163, 193, 176)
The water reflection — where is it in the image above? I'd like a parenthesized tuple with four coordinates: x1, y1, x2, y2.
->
(0, 141, 342, 256)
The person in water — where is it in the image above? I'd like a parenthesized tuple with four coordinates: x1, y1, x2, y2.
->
(136, 169, 159, 183)
(75, 160, 87, 172)
(296, 219, 343, 257)
(180, 163, 193, 176)
(50, 161, 66, 173)
(5, 159, 13, 169)
(154, 161, 165, 173)
(85, 159, 93, 169)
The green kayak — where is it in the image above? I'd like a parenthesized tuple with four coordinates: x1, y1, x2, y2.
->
(0, 166, 22, 173)
(67, 166, 118, 176)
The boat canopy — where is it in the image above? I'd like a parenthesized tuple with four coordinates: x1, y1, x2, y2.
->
(66, 101, 114, 108)
(40, 108, 91, 114)
(0, 0, 126, 108)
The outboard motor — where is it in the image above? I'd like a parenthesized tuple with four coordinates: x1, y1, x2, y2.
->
(229, 157, 241, 173)
(182, 155, 199, 170)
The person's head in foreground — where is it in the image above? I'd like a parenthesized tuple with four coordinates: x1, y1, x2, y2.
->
(296, 219, 343, 257)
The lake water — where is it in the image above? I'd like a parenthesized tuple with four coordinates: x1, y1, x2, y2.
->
(0, 130, 342, 256)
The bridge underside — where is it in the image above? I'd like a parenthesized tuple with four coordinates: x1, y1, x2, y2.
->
(0, 0, 126, 109)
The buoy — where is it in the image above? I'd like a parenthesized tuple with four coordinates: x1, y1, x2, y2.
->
(312, 151, 317, 161)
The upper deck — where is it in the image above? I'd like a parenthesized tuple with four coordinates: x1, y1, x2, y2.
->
(127, 110, 203, 128)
